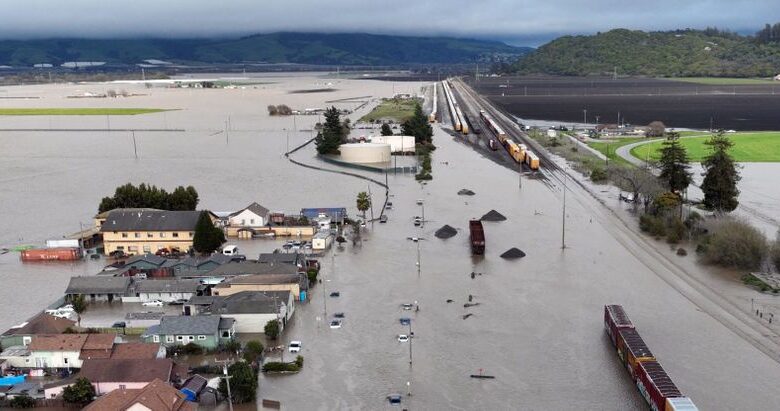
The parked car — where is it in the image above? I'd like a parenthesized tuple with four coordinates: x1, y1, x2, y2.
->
(168, 299, 188, 306)
(330, 320, 342, 329)
(333, 312, 345, 319)
(385, 202, 393, 210)
(401, 303, 414, 310)
(288, 341, 302, 353)
(222, 245, 239, 256)
(111, 321, 126, 328)
(399, 318, 411, 326)
(329, 291, 341, 297)
(387, 394, 402, 405)
(142, 300, 164, 307)
(397, 334, 409, 342)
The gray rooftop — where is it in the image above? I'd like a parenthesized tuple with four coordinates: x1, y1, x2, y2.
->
(65, 276, 131, 295)
(166, 254, 233, 270)
(135, 279, 201, 293)
(126, 312, 166, 321)
(257, 252, 302, 265)
(157, 315, 227, 335)
(207, 261, 299, 277)
(229, 202, 270, 218)
(219, 291, 289, 315)
(124, 253, 168, 267)
(100, 210, 202, 232)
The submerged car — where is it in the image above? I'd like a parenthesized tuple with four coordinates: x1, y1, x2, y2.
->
(330, 320, 342, 329)
(142, 300, 164, 307)
(397, 334, 409, 342)
(288, 341, 302, 353)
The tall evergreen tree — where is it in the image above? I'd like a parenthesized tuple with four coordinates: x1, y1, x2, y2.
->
(657, 132, 692, 193)
(701, 131, 741, 212)
(380, 123, 393, 136)
(193, 211, 225, 254)
(401, 103, 433, 145)
(315, 106, 346, 155)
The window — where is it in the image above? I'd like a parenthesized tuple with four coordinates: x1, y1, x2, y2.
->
(250, 219, 255, 225)
(173, 232, 179, 238)
(134, 233, 140, 238)
(221, 331, 230, 338)
(128, 246, 138, 252)
(119, 385, 126, 390)
(64, 358, 68, 364)
(153, 335, 160, 343)
(187, 335, 195, 341)
(117, 246, 124, 250)
(241, 219, 246, 225)
(147, 233, 153, 238)
(121, 233, 128, 238)
(165, 336, 174, 343)
(160, 232, 166, 238)
(189, 232, 194, 238)
(197, 335, 206, 341)
(143, 246, 151, 253)
(176, 335, 184, 341)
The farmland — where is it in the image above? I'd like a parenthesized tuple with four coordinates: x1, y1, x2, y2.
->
(468, 76, 780, 130)
(0, 108, 167, 115)
(359, 97, 420, 123)
(630, 132, 780, 162)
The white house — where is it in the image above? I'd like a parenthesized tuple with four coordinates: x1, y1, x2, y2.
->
(228, 202, 271, 228)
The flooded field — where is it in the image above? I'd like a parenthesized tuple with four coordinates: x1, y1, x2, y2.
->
(2, 75, 780, 409)
(468, 76, 780, 130)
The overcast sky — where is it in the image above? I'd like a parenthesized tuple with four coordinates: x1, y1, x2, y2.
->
(2, 0, 778, 46)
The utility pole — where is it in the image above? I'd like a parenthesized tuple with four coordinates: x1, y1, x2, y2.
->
(225, 120, 229, 144)
(216, 361, 234, 411)
(583, 109, 587, 127)
(561, 170, 567, 250)
(132, 131, 138, 159)
(408, 321, 413, 366)
(416, 240, 421, 277)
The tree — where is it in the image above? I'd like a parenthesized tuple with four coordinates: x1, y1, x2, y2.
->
(401, 102, 433, 145)
(264, 319, 280, 339)
(381, 123, 393, 136)
(608, 165, 661, 212)
(97, 183, 199, 213)
(63, 377, 95, 405)
(267, 105, 278, 116)
(646, 121, 666, 137)
(218, 362, 257, 404)
(701, 131, 740, 212)
(243, 340, 264, 364)
(10, 395, 34, 408)
(72, 295, 87, 327)
(356, 192, 370, 219)
(315, 106, 346, 155)
(657, 132, 692, 193)
(192, 211, 225, 254)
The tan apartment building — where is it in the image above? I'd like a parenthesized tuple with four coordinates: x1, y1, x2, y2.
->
(100, 210, 204, 255)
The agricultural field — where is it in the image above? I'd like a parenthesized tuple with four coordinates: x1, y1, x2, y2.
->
(0, 108, 168, 115)
(468, 76, 780, 130)
(672, 77, 779, 85)
(359, 98, 420, 123)
(631, 131, 780, 162)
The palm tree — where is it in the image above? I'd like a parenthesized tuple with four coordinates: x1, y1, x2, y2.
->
(356, 192, 370, 219)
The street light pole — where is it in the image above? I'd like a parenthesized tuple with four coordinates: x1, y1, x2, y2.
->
(408, 322, 413, 366)
(561, 170, 567, 250)
(416, 240, 421, 277)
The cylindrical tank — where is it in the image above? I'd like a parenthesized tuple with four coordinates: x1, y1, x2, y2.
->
(338, 143, 391, 163)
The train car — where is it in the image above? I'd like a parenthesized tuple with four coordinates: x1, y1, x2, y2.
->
(429, 82, 438, 123)
(506, 140, 524, 163)
(635, 361, 685, 411)
(604, 305, 634, 347)
(616, 328, 655, 379)
(525, 151, 540, 170)
(666, 397, 699, 411)
(469, 219, 485, 255)
(488, 139, 498, 151)
(518, 144, 528, 162)
(457, 107, 469, 134)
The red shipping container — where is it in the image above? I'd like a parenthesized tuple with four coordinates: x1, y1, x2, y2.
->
(604, 305, 634, 347)
(616, 328, 655, 379)
(21, 247, 82, 262)
(635, 360, 683, 411)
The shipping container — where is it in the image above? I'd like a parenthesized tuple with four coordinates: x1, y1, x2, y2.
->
(604, 305, 635, 347)
(665, 397, 698, 411)
(45, 239, 80, 249)
(469, 219, 485, 255)
(635, 361, 683, 411)
(21, 247, 82, 262)
(616, 328, 655, 379)
(525, 151, 540, 170)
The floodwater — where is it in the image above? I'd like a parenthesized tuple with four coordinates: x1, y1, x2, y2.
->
(2, 77, 780, 410)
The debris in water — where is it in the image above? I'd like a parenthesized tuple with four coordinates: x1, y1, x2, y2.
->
(434, 225, 458, 239)
(468, 294, 473, 302)
(464, 302, 481, 308)
(462, 313, 474, 320)
(457, 189, 475, 196)
(480, 210, 507, 222)
(500, 248, 526, 259)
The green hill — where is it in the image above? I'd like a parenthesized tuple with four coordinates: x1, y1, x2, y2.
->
(514, 28, 780, 77)
(0, 33, 531, 67)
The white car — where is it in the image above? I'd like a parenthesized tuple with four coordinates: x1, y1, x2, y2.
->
(330, 319, 342, 329)
(398, 334, 409, 342)
(142, 300, 164, 307)
(288, 341, 302, 353)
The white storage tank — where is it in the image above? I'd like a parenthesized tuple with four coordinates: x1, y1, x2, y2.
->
(370, 135, 416, 153)
(339, 143, 391, 163)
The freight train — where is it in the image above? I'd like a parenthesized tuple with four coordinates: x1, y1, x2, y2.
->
(604, 305, 698, 411)
(441, 80, 463, 132)
(428, 82, 437, 123)
(479, 110, 540, 170)
(469, 219, 485, 255)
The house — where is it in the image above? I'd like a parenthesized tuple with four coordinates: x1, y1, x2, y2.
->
(100, 209, 206, 256)
(257, 252, 306, 268)
(131, 279, 203, 302)
(312, 230, 334, 251)
(143, 315, 234, 350)
(166, 254, 233, 274)
(1, 313, 75, 349)
(212, 273, 303, 299)
(79, 358, 185, 395)
(207, 260, 301, 276)
(110, 342, 166, 360)
(65, 276, 131, 302)
(228, 202, 271, 228)
(79, 333, 117, 360)
(191, 291, 294, 334)
(84, 378, 194, 411)
(24, 333, 114, 369)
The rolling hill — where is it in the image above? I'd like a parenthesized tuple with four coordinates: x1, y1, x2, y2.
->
(0, 32, 531, 67)
(514, 28, 780, 77)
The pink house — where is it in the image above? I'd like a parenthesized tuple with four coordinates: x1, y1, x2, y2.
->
(79, 358, 182, 395)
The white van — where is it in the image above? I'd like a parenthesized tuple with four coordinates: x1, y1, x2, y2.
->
(222, 245, 239, 256)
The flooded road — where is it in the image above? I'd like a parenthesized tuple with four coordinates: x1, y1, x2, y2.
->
(2, 77, 780, 409)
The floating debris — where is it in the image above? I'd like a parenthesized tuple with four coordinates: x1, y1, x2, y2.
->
(457, 189, 475, 196)
(462, 313, 474, 320)
(480, 210, 507, 222)
(464, 302, 481, 308)
(434, 225, 458, 239)
(470, 272, 483, 279)
(500, 248, 526, 259)
(446, 299, 454, 303)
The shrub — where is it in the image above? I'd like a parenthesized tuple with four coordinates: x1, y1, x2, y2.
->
(666, 218, 686, 244)
(191, 365, 222, 375)
(307, 268, 318, 285)
(264, 319, 280, 339)
(10, 396, 34, 408)
(243, 340, 264, 364)
(63, 377, 95, 405)
(701, 219, 768, 269)
(589, 166, 608, 183)
(181, 343, 203, 355)
(639, 214, 666, 237)
(262, 361, 300, 373)
(295, 355, 304, 368)
(772, 232, 780, 271)
(224, 339, 241, 353)
(676, 248, 688, 256)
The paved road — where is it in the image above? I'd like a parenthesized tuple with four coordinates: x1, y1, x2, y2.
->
(614, 138, 662, 166)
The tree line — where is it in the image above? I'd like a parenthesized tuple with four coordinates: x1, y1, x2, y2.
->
(98, 183, 199, 213)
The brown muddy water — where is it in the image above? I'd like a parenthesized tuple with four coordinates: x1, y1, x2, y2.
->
(1, 77, 780, 410)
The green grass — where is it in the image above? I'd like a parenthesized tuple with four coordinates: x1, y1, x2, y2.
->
(0, 108, 168, 116)
(631, 132, 780, 162)
(359, 98, 421, 123)
(587, 137, 648, 166)
(672, 77, 779, 85)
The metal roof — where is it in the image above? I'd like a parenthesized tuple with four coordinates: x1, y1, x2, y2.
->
(216, 291, 289, 315)
(65, 276, 131, 295)
(136, 279, 201, 293)
(100, 210, 202, 232)
(207, 261, 299, 277)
